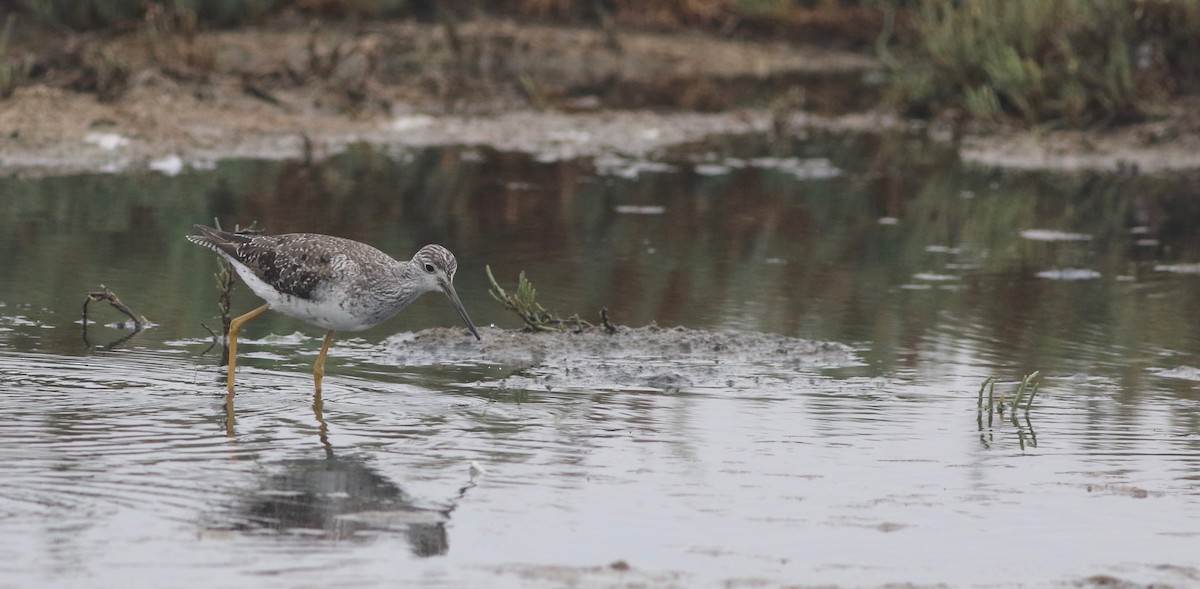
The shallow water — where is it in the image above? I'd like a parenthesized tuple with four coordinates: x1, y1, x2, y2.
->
(2, 132, 1200, 588)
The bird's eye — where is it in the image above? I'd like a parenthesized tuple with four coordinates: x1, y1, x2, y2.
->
(424, 263, 436, 274)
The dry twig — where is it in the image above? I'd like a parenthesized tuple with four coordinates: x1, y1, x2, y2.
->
(83, 285, 146, 329)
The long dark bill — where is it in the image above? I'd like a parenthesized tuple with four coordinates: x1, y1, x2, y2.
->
(442, 282, 482, 340)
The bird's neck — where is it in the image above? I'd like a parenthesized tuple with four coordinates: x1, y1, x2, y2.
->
(376, 260, 425, 308)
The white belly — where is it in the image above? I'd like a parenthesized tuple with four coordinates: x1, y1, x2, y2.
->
(229, 259, 382, 332)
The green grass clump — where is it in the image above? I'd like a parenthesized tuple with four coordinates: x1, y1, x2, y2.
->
(977, 371, 1040, 418)
(976, 371, 1040, 449)
(486, 265, 595, 333)
(885, 0, 1200, 127)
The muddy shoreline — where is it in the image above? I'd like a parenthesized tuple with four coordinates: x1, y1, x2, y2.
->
(2, 18, 1196, 177)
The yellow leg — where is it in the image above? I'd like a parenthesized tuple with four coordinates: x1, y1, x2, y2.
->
(313, 330, 335, 393)
(226, 303, 271, 397)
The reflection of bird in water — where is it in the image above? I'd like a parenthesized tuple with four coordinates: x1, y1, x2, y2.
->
(187, 225, 481, 395)
(234, 456, 459, 556)
(218, 394, 483, 556)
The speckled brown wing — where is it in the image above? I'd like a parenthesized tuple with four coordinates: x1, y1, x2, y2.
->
(189, 225, 336, 300)
(235, 234, 343, 300)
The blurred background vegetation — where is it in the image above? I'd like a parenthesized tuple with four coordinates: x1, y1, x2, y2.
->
(1, 0, 1198, 128)
(3, 1, 881, 36)
(884, 0, 1200, 127)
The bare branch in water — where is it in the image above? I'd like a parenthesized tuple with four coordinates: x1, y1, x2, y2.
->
(82, 285, 147, 349)
(601, 307, 617, 334)
(83, 285, 146, 329)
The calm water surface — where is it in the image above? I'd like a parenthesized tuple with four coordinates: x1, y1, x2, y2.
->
(2, 132, 1200, 588)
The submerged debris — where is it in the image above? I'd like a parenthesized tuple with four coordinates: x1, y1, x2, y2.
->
(82, 285, 147, 349)
(82, 285, 146, 329)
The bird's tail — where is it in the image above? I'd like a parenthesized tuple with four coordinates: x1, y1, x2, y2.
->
(186, 224, 252, 254)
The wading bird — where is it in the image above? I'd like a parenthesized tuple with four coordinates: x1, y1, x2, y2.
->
(188, 225, 480, 394)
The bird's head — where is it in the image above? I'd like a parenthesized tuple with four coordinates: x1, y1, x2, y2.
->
(412, 245, 481, 340)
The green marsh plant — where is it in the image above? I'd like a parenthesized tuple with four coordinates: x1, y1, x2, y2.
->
(977, 371, 1040, 450)
(199, 220, 260, 364)
(486, 265, 593, 332)
(486, 266, 617, 333)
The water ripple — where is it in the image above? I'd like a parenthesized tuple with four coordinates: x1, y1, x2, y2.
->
(2, 328, 1200, 588)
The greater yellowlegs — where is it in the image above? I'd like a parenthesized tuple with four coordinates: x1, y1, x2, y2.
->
(187, 224, 481, 394)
